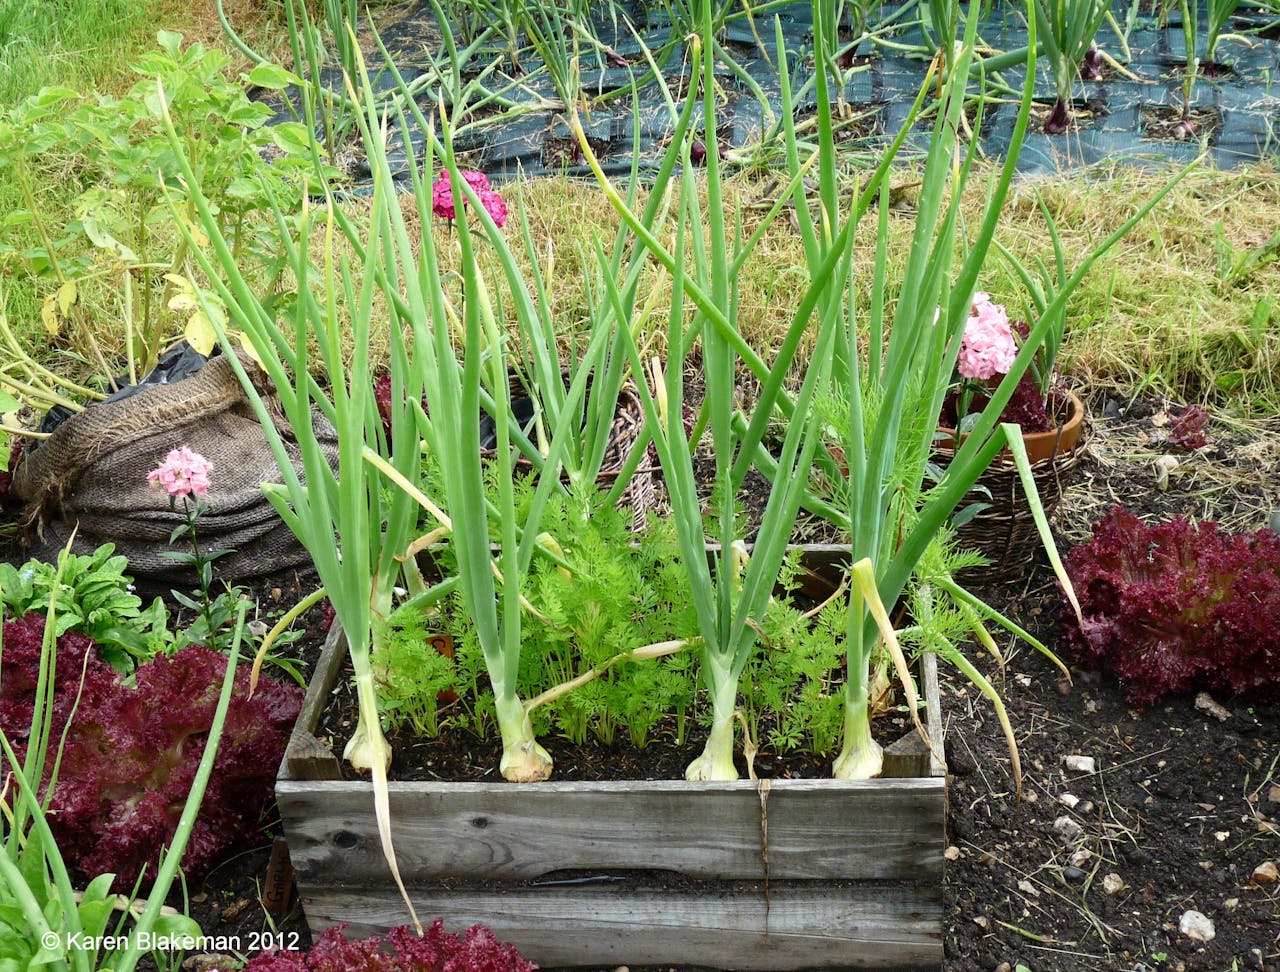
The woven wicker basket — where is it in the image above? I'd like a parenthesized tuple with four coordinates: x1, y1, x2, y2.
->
(938, 390, 1088, 579)
(481, 374, 654, 528)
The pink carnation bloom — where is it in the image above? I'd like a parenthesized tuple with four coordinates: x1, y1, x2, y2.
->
(957, 293, 1018, 380)
(148, 446, 212, 500)
(431, 169, 507, 227)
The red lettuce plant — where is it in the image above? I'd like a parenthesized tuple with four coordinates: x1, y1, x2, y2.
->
(242, 921, 536, 971)
(0, 613, 302, 888)
(1168, 404, 1209, 451)
(1061, 508, 1280, 708)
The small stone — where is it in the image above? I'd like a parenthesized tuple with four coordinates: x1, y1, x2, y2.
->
(1195, 692, 1231, 721)
(1223, 897, 1240, 910)
(1214, 831, 1230, 842)
(1249, 861, 1279, 886)
(1015, 673, 1032, 687)
(944, 845, 962, 861)
(1268, 785, 1280, 805)
(1053, 815, 1084, 842)
(1179, 909, 1215, 943)
(1077, 801, 1095, 813)
(994, 963, 1011, 972)
(972, 915, 990, 930)
(1102, 873, 1125, 895)
(1063, 866, 1087, 883)
(1059, 793, 1080, 808)
(1070, 848, 1093, 867)
(1064, 755, 1096, 774)
(1018, 879, 1040, 896)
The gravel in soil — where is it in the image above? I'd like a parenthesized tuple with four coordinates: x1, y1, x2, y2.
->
(943, 567, 1280, 972)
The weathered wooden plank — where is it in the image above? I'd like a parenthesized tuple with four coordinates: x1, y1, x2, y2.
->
(880, 654, 948, 780)
(922, 651, 946, 778)
(285, 620, 345, 780)
(277, 776, 945, 883)
(297, 884, 942, 971)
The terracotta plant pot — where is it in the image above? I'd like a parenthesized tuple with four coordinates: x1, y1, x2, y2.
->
(938, 388, 1086, 464)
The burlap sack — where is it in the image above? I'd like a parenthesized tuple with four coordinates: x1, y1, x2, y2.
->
(11, 352, 338, 581)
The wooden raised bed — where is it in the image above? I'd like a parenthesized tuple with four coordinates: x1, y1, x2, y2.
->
(276, 546, 947, 971)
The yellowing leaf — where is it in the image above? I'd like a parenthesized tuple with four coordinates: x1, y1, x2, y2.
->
(168, 292, 197, 314)
(179, 216, 209, 249)
(41, 294, 60, 335)
(237, 330, 265, 371)
(185, 311, 217, 356)
(56, 279, 77, 315)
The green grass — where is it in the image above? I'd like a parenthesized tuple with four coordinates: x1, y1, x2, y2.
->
(0, 0, 156, 106)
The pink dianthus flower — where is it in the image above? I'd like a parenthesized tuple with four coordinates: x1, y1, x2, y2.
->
(957, 293, 1017, 380)
(147, 446, 212, 500)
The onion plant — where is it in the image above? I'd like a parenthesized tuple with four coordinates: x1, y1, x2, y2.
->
(773, 2, 1045, 778)
(813, 7, 1189, 777)
(1173, 0, 1240, 135)
(1032, 0, 1113, 133)
(570, 0, 917, 781)
(155, 68, 427, 928)
(1204, 0, 1242, 68)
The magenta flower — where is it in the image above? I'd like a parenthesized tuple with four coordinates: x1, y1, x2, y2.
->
(956, 292, 1018, 380)
(431, 169, 508, 228)
(147, 446, 212, 500)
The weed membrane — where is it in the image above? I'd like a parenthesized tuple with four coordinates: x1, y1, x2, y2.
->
(266, 0, 1280, 184)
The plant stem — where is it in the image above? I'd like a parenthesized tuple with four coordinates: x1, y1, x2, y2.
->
(686, 671, 740, 781)
(495, 692, 552, 782)
(184, 497, 219, 644)
(832, 691, 883, 780)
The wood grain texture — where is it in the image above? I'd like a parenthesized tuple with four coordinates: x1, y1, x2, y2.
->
(922, 651, 946, 778)
(277, 776, 945, 882)
(297, 884, 942, 971)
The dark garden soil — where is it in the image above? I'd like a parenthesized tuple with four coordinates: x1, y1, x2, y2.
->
(1140, 105, 1225, 144)
(5, 387, 1279, 971)
(943, 565, 1280, 972)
